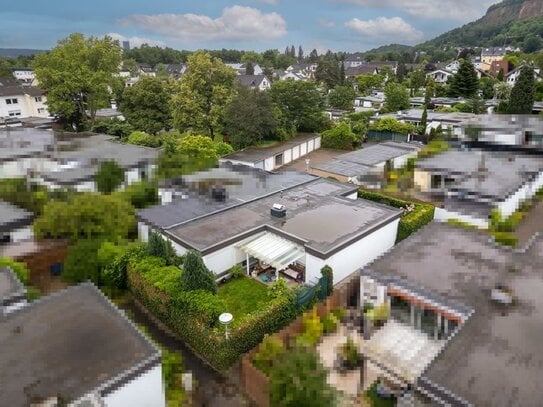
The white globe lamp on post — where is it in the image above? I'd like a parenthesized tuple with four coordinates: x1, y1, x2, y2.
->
(219, 312, 233, 340)
(305, 158, 311, 173)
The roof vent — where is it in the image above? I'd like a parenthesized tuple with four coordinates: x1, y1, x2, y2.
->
(270, 203, 286, 218)
(210, 185, 226, 202)
(491, 284, 514, 305)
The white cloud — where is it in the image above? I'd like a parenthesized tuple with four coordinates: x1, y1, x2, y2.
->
(118, 6, 287, 43)
(318, 18, 335, 28)
(336, 0, 495, 21)
(258, 0, 278, 4)
(345, 16, 423, 44)
(106, 32, 165, 48)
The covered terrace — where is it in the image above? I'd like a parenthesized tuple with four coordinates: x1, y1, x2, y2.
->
(236, 231, 306, 285)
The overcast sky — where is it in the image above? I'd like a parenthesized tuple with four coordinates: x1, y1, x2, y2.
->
(1, 0, 498, 52)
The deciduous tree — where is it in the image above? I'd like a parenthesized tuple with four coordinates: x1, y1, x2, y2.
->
(32, 33, 122, 131)
(384, 82, 410, 113)
(120, 76, 172, 135)
(171, 51, 237, 137)
(328, 85, 356, 110)
(223, 87, 277, 148)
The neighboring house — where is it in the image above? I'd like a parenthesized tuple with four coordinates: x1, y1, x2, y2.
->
(444, 60, 460, 73)
(165, 63, 187, 80)
(11, 68, 36, 85)
(0, 266, 27, 315)
(0, 128, 158, 192)
(415, 150, 543, 227)
(236, 74, 271, 91)
(481, 47, 506, 68)
(471, 55, 484, 71)
(279, 71, 308, 81)
(220, 133, 321, 171)
(344, 65, 379, 78)
(285, 63, 317, 79)
(489, 60, 510, 78)
(311, 142, 421, 188)
(0, 77, 48, 120)
(354, 95, 384, 111)
(426, 69, 454, 84)
(505, 65, 542, 85)
(0, 200, 34, 244)
(0, 283, 165, 407)
(137, 63, 156, 77)
(359, 221, 543, 406)
(325, 108, 349, 121)
(225, 63, 263, 76)
(138, 170, 402, 285)
(344, 52, 365, 68)
(125, 77, 140, 87)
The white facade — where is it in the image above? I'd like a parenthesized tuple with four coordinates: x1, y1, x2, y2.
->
(427, 70, 453, 85)
(8, 225, 34, 243)
(392, 151, 418, 169)
(12, 69, 36, 84)
(101, 364, 165, 407)
(304, 218, 399, 285)
(498, 171, 543, 218)
(0, 92, 49, 119)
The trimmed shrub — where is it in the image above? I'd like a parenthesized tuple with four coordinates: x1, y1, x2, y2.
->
(63, 239, 104, 284)
(214, 141, 234, 156)
(181, 250, 217, 294)
(296, 308, 324, 347)
(126, 131, 161, 148)
(358, 190, 435, 242)
(321, 122, 357, 150)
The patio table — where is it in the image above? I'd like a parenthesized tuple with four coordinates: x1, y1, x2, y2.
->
(282, 268, 299, 280)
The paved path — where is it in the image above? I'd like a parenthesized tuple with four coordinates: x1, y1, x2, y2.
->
(514, 200, 543, 247)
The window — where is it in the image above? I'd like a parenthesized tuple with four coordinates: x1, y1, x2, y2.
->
(8, 110, 21, 117)
(35, 96, 42, 103)
(37, 108, 45, 114)
(9, 98, 18, 104)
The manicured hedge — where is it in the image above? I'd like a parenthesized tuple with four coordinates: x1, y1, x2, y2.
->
(128, 258, 297, 371)
(358, 190, 435, 242)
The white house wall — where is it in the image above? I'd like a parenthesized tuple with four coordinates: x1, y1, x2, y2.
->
(138, 222, 150, 242)
(74, 181, 96, 193)
(264, 157, 274, 171)
(307, 139, 314, 152)
(292, 146, 300, 160)
(392, 151, 418, 169)
(434, 208, 489, 229)
(10, 226, 33, 243)
(314, 136, 321, 149)
(498, 172, 543, 218)
(102, 364, 165, 407)
(125, 168, 140, 185)
(305, 218, 400, 285)
(203, 245, 246, 275)
(284, 149, 292, 164)
(300, 142, 307, 156)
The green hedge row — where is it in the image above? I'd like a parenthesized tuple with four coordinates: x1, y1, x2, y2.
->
(357, 190, 435, 242)
(128, 259, 297, 371)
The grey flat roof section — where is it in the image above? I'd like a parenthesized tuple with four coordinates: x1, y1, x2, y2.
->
(312, 159, 373, 177)
(220, 133, 320, 164)
(331, 142, 420, 167)
(0, 283, 160, 406)
(0, 127, 55, 162)
(138, 166, 317, 228)
(167, 178, 400, 255)
(363, 222, 543, 406)
(419, 150, 543, 200)
(0, 200, 33, 233)
(0, 266, 26, 307)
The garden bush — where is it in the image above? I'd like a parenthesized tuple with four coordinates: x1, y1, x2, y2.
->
(181, 250, 217, 294)
(63, 239, 104, 285)
(358, 190, 435, 242)
(331, 307, 346, 322)
(0, 257, 29, 284)
(339, 338, 361, 369)
(321, 312, 339, 334)
(126, 131, 161, 148)
(228, 264, 245, 279)
(268, 277, 292, 300)
(492, 231, 518, 247)
(128, 256, 298, 371)
(116, 180, 158, 209)
(296, 308, 324, 347)
(252, 334, 285, 376)
(321, 122, 357, 150)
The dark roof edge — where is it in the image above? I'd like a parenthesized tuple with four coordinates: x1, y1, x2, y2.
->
(417, 376, 474, 407)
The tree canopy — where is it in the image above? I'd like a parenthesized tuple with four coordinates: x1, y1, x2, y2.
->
(120, 76, 172, 134)
(181, 250, 217, 294)
(508, 65, 536, 114)
(328, 85, 356, 110)
(32, 33, 122, 131)
(383, 82, 410, 113)
(448, 59, 479, 98)
(171, 51, 237, 137)
(321, 122, 357, 150)
(270, 79, 326, 133)
(95, 160, 125, 194)
(33, 193, 135, 242)
(223, 86, 277, 149)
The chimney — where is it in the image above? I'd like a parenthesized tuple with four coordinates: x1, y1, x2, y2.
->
(270, 203, 286, 218)
(210, 185, 226, 202)
(159, 188, 173, 205)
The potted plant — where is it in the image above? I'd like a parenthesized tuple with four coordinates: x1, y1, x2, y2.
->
(336, 338, 361, 372)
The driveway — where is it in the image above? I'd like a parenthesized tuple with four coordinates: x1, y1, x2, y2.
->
(280, 148, 347, 173)
(514, 200, 543, 248)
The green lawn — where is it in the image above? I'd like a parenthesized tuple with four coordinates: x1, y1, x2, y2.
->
(217, 277, 271, 324)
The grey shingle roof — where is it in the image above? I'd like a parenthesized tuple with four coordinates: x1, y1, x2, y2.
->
(0, 200, 33, 233)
